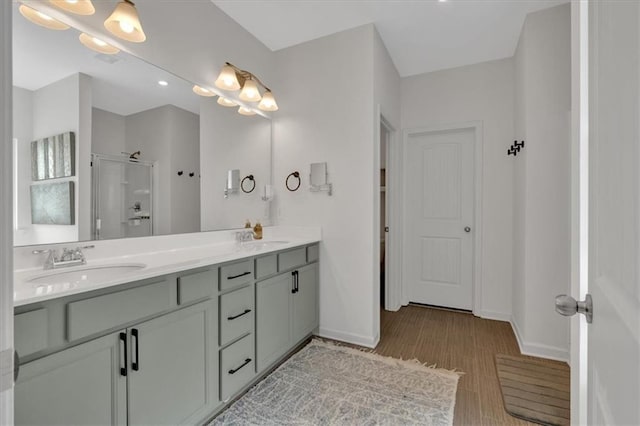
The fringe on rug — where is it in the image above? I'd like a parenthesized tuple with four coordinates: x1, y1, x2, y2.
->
(309, 338, 465, 378)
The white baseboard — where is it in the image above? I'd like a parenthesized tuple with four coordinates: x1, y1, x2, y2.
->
(510, 317, 569, 362)
(476, 310, 512, 322)
(317, 327, 379, 349)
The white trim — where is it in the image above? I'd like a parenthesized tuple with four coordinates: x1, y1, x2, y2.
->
(511, 318, 570, 363)
(477, 310, 511, 322)
(401, 121, 484, 315)
(0, 0, 13, 422)
(317, 327, 379, 349)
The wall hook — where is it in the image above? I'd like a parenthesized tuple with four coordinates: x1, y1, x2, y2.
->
(189, 172, 195, 177)
(177, 170, 183, 176)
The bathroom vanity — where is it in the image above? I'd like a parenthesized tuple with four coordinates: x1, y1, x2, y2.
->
(13, 232, 319, 425)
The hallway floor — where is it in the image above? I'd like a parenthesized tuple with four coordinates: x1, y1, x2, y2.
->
(375, 305, 557, 425)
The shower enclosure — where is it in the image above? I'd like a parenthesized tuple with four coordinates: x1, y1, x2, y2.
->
(91, 154, 154, 240)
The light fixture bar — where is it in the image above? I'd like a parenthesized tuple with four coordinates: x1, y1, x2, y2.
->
(224, 62, 272, 94)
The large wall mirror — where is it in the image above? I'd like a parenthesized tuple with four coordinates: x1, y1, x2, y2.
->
(12, 2, 272, 247)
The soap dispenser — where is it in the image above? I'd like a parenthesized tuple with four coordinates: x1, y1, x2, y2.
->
(244, 219, 251, 229)
(253, 221, 263, 240)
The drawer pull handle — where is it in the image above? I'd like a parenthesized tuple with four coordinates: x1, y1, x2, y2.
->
(229, 358, 252, 375)
(131, 329, 140, 372)
(119, 332, 127, 376)
(227, 309, 252, 321)
(228, 271, 251, 280)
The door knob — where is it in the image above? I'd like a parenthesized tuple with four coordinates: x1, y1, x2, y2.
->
(464, 227, 471, 233)
(555, 294, 593, 323)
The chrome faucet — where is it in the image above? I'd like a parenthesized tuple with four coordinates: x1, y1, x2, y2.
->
(32, 245, 95, 270)
(235, 230, 254, 243)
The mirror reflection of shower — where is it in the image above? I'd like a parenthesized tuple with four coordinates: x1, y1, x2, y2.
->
(92, 153, 153, 240)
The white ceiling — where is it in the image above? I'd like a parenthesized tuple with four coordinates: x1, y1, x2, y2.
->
(12, 3, 199, 116)
(212, 0, 568, 77)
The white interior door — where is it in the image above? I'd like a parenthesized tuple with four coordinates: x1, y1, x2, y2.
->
(585, 0, 640, 423)
(404, 126, 474, 310)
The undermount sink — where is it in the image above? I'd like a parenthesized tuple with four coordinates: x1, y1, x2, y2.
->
(240, 240, 290, 250)
(28, 263, 146, 286)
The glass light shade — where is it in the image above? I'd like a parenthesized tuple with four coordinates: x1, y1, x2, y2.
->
(215, 65, 241, 91)
(217, 97, 238, 107)
(239, 79, 262, 102)
(19, 5, 70, 30)
(238, 106, 256, 116)
(79, 33, 119, 55)
(258, 91, 279, 112)
(192, 85, 215, 97)
(49, 0, 96, 15)
(104, 0, 146, 43)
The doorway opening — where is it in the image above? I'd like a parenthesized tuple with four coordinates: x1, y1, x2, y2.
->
(380, 122, 390, 308)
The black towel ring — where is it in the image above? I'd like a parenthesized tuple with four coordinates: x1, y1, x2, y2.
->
(286, 171, 301, 192)
(241, 175, 256, 193)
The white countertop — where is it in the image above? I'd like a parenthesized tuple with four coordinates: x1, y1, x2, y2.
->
(14, 226, 321, 307)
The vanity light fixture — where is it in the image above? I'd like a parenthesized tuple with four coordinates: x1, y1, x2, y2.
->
(79, 33, 119, 55)
(239, 78, 262, 102)
(50, 0, 96, 15)
(193, 85, 216, 97)
(104, 0, 146, 43)
(19, 4, 70, 30)
(215, 62, 279, 113)
(217, 97, 238, 107)
(215, 64, 241, 91)
(258, 90, 279, 112)
(238, 106, 256, 116)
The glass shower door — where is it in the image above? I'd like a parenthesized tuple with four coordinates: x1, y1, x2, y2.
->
(92, 155, 153, 240)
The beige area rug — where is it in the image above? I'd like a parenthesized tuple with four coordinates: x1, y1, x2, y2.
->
(495, 354, 570, 426)
(212, 339, 461, 425)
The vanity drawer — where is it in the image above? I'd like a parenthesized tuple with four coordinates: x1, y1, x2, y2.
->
(15, 308, 48, 357)
(219, 285, 254, 346)
(220, 333, 255, 401)
(255, 254, 277, 279)
(307, 244, 319, 263)
(278, 247, 307, 271)
(178, 269, 216, 305)
(67, 279, 173, 341)
(220, 259, 254, 291)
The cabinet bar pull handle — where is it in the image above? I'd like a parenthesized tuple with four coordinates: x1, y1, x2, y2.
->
(228, 271, 251, 280)
(291, 271, 296, 294)
(119, 332, 127, 376)
(131, 329, 140, 372)
(295, 270, 299, 293)
(228, 358, 252, 375)
(227, 309, 252, 321)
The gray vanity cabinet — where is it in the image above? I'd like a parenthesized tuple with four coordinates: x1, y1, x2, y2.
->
(256, 248, 319, 374)
(127, 301, 218, 425)
(256, 273, 293, 372)
(292, 263, 319, 343)
(15, 332, 127, 425)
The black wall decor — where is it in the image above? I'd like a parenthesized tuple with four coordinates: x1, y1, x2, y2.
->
(507, 140, 525, 156)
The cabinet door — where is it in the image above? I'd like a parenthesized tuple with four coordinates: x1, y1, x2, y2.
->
(256, 273, 293, 373)
(15, 332, 126, 426)
(127, 301, 218, 426)
(293, 263, 319, 343)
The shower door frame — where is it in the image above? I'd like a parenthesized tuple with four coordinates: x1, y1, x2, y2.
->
(91, 153, 154, 240)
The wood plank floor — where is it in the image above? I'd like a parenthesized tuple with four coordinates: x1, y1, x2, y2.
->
(373, 305, 564, 426)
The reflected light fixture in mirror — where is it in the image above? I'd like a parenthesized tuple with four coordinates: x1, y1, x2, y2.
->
(215, 64, 241, 91)
(49, 0, 96, 15)
(239, 78, 262, 102)
(19, 5, 70, 30)
(79, 33, 120, 54)
(104, 0, 146, 43)
(193, 85, 216, 97)
(258, 91, 278, 112)
(217, 97, 238, 107)
(238, 106, 256, 116)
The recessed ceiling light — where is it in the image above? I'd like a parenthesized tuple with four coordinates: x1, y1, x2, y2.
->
(438, 0, 448, 2)
(158, 80, 168, 86)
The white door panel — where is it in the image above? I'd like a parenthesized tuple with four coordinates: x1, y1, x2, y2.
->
(586, 1, 640, 424)
(404, 127, 474, 310)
